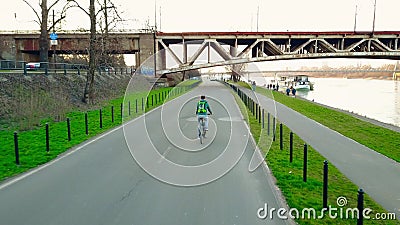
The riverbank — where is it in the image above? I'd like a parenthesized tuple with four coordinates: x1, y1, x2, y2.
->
(255, 86, 400, 163)
(295, 94, 400, 133)
(229, 82, 399, 224)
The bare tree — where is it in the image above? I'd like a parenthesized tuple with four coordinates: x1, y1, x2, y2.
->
(98, 0, 123, 67)
(67, 0, 122, 103)
(23, 0, 70, 62)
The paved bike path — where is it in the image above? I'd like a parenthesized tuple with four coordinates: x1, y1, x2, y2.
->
(238, 86, 400, 219)
(0, 80, 290, 225)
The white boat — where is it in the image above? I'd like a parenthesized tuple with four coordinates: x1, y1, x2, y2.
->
(276, 75, 312, 91)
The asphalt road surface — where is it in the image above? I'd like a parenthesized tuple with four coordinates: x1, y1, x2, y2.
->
(0, 80, 291, 225)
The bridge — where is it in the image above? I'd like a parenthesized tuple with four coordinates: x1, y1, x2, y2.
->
(156, 31, 400, 74)
(1, 31, 400, 74)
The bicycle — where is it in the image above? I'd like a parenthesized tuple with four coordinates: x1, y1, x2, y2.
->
(198, 113, 211, 144)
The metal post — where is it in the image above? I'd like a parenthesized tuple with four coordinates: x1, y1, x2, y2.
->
(128, 101, 131, 116)
(290, 132, 293, 162)
(85, 113, 88, 135)
(258, 106, 261, 124)
(67, 118, 71, 141)
(255, 103, 258, 120)
(111, 106, 114, 123)
(46, 123, 50, 152)
(323, 160, 328, 209)
(99, 109, 103, 128)
(14, 131, 19, 165)
(136, 99, 138, 113)
(273, 117, 276, 141)
(120, 103, 123, 118)
(303, 144, 308, 182)
(142, 97, 144, 111)
(152, 95, 154, 106)
(280, 123, 283, 150)
(357, 189, 364, 225)
(262, 109, 264, 128)
(267, 113, 270, 135)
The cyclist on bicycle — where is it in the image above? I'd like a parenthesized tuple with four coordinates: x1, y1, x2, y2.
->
(196, 95, 212, 131)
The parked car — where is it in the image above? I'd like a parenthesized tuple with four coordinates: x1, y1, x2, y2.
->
(104, 66, 114, 72)
(25, 62, 40, 70)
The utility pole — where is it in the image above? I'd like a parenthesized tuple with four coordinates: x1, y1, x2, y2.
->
(372, 0, 377, 35)
(353, 4, 357, 32)
(53, 10, 56, 66)
(154, 0, 157, 77)
(256, 5, 259, 32)
(159, 6, 162, 31)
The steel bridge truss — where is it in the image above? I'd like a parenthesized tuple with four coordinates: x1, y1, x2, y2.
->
(156, 32, 400, 74)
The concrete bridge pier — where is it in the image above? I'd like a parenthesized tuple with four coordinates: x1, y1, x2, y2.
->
(136, 33, 167, 76)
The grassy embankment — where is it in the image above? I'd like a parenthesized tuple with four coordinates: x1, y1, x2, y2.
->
(230, 81, 399, 225)
(0, 80, 199, 182)
(256, 86, 400, 163)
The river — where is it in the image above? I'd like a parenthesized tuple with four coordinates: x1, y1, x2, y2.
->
(250, 76, 400, 128)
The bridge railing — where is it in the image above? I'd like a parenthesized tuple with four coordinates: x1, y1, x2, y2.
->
(0, 60, 135, 76)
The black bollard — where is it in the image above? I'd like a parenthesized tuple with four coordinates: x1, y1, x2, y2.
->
(129, 101, 131, 116)
(136, 99, 138, 113)
(46, 123, 50, 152)
(67, 118, 71, 141)
(152, 95, 154, 106)
(99, 109, 103, 128)
(323, 160, 329, 209)
(262, 109, 265, 128)
(289, 132, 293, 163)
(111, 106, 114, 123)
(255, 103, 258, 120)
(357, 189, 364, 225)
(85, 113, 88, 135)
(267, 113, 270, 135)
(303, 144, 308, 182)
(258, 106, 261, 124)
(14, 131, 19, 165)
(273, 117, 276, 141)
(120, 103, 123, 118)
(142, 98, 144, 111)
(280, 123, 283, 150)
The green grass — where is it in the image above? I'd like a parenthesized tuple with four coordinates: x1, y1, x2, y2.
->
(255, 87, 400, 163)
(0, 80, 200, 182)
(231, 87, 399, 225)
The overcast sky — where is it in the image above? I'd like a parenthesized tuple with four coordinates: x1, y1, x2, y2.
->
(2, 0, 399, 32)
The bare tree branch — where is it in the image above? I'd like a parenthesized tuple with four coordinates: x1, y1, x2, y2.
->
(67, 0, 90, 16)
(23, 0, 42, 24)
(48, 0, 62, 11)
(47, 15, 66, 32)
